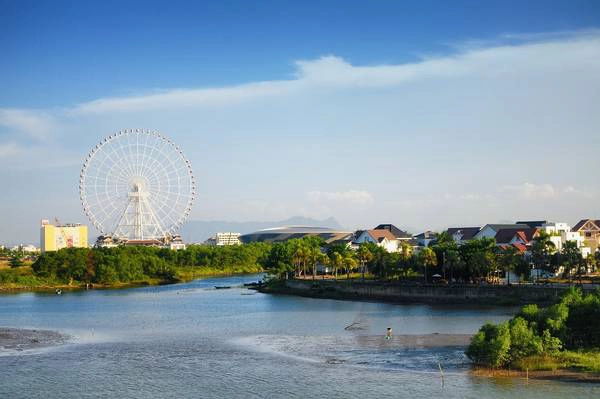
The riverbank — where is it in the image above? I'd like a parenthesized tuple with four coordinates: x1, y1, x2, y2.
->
(259, 278, 588, 305)
(472, 367, 600, 383)
(0, 265, 263, 293)
(0, 328, 69, 352)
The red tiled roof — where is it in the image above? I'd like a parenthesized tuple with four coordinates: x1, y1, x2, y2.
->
(512, 243, 527, 253)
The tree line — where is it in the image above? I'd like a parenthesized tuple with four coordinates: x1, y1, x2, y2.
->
(31, 243, 271, 284)
(264, 231, 600, 284)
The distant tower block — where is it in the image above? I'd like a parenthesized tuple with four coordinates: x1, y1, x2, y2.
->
(40, 219, 88, 253)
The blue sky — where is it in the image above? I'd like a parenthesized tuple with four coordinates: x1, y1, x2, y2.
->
(1, 1, 600, 244)
(3, 0, 599, 107)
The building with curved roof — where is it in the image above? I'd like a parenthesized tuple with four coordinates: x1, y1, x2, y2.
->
(239, 226, 352, 244)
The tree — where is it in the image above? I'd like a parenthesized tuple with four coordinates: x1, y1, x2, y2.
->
(458, 238, 497, 283)
(344, 251, 358, 279)
(444, 248, 463, 284)
(497, 246, 519, 284)
(357, 244, 373, 281)
(9, 254, 24, 268)
(531, 231, 556, 278)
(329, 252, 343, 280)
(418, 247, 437, 283)
(466, 322, 511, 367)
(397, 241, 413, 280)
(561, 240, 581, 282)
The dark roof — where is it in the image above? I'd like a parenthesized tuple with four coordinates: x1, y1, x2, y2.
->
(414, 231, 438, 239)
(572, 219, 600, 232)
(374, 224, 411, 239)
(494, 228, 537, 244)
(481, 224, 531, 232)
(516, 220, 547, 229)
(446, 227, 481, 240)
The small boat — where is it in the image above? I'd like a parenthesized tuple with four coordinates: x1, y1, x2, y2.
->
(55, 289, 63, 295)
(214, 286, 231, 290)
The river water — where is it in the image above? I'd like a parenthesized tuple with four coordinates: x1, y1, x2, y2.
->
(0, 274, 597, 398)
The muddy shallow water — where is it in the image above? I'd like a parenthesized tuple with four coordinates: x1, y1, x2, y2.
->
(1, 274, 598, 398)
(0, 328, 68, 353)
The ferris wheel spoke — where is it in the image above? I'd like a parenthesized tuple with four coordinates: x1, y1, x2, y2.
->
(80, 129, 194, 241)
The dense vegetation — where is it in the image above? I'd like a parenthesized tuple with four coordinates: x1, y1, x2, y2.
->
(466, 288, 600, 372)
(22, 243, 270, 286)
(263, 235, 531, 283)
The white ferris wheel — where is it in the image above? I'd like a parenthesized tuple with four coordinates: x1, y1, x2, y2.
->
(79, 129, 195, 242)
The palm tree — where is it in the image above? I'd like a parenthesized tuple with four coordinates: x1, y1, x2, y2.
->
(344, 251, 358, 279)
(531, 231, 556, 279)
(497, 246, 518, 285)
(330, 252, 343, 280)
(445, 249, 462, 284)
(293, 244, 309, 278)
(561, 240, 581, 282)
(418, 247, 437, 284)
(357, 245, 373, 281)
(309, 247, 328, 280)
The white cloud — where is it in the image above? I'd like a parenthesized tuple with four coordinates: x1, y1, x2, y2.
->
(501, 182, 557, 200)
(59, 29, 600, 115)
(1, 29, 600, 241)
(305, 190, 374, 205)
(0, 109, 56, 141)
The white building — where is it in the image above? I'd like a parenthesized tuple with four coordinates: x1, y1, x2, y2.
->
(169, 235, 186, 250)
(11, 244, 39, 253)
(354, 229, 399, 253)
(205, 232, 241, 246)
(540, 222, 589, 257)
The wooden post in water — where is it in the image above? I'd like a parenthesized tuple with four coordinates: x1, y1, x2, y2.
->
(526, 368, 529, 383)
(438, 362, 445, 386)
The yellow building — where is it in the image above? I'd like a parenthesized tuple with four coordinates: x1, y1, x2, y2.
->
(40, 219, 89, 253)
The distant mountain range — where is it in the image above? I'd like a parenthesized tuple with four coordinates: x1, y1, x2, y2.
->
(180, 216, 343, 243)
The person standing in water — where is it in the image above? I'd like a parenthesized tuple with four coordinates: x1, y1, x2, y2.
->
(386, 327, 392, 340)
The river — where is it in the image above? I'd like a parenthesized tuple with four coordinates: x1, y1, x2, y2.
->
(0, 274, 597, 398)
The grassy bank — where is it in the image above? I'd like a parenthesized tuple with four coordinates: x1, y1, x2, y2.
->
(473, 350, 600, 382)
(513, 350, 600, 373)
(0, 264, 263, 292)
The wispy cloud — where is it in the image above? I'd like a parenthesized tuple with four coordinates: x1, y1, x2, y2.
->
(0, 109, 56, 141)
(305, 190, 374, 205)
(0, 142, 21, 158)
(500, 182, 593, 200)
(51, 29, 600, 116)
(1, 29, 600, 239)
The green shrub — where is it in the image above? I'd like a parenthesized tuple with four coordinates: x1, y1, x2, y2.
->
(509, 317, 543, 360)
(466, 322, 511, 367)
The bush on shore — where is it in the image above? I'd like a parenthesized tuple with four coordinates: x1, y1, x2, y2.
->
(466, 287, 600, 371)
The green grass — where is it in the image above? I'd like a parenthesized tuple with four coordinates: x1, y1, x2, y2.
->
(513, 350, 600, 373)
(0, 266, 63, 289)
(174, 264, 263, 281)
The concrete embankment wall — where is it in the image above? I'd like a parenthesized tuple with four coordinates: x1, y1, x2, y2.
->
(280, 280, 576, 305)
